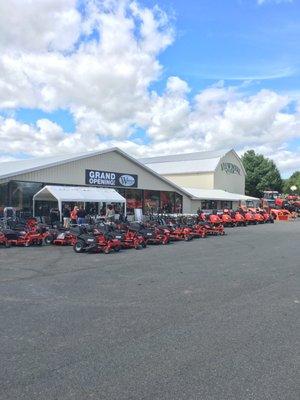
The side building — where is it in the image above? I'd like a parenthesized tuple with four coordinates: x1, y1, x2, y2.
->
(140, 149, 255, 210)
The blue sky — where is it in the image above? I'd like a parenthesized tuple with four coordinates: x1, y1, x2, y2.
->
(151, 0, 300, 90)
(0, 0, 299, 175)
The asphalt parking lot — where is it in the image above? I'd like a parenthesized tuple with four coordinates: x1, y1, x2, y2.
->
(0, 221, 299, 400)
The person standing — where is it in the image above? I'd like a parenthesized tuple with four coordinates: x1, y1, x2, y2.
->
(105, 205, 115, 222)
(70, 206, 78, 224)
(77, 206, 86, 225)
(63, 205, 71, 228)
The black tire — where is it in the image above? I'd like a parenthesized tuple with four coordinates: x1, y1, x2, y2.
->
(141, 242, 147, 248)
(73, 241, 85, 253)
(114, 246, 121, 252)
(44, 235, 54, 245)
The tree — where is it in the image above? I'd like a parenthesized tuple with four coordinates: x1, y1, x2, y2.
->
(283, 171, 300, 195)
(241, 150, 283, 198)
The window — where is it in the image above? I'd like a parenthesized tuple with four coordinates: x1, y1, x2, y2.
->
(160, 191, 175, 213)
(144, 190, 160, 214)
(220, 201, 233, 209)
(125, 189, 143, 215)
(202, 200, 218, 210)
(9, 181, 44, 211)
(0, 183, 9, 216)
(174, 193, 183, 213)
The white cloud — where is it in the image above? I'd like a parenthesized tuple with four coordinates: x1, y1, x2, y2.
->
(0, 0, 299, 176)
(257, 0, 293, 5)
(0, 0, 82, 52)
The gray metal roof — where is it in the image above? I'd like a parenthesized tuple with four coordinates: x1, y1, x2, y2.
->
(0, 149, 121, 180)
(140, 149, 246, 175)
(139, 149, 229, 164)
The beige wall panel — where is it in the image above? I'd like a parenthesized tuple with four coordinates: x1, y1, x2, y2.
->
(7, 151, 182, 192)
(190, 200, 202, 213)
(182, 196, 192, 213)
(4, 151, 191, 207)
(214, 151, 245, 194)
(162, 173, 214, 189)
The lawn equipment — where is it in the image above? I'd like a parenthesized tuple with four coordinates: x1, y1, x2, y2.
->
(4, 229, 45, 247)
(270, 209, 291, 221)
(92, 226, 122, 253)
(191, 223, 207, 238)
(138, 222, 170, 245)
(220, 210, 235, 227)
(230, 211, 246, 226)
(249, 209, 265, 224)
(73, 232, 99, 253)
(52, 229, 78, 246)
(0, 231, 11, 247)
(110, 223, 146, 250)
(198, 213, 225, 235)
(167, 224, 193, 241)
(258, 209, 274, 223)
(244, 211, 257, 225)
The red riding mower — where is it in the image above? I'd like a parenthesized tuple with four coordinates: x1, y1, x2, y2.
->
(198, 213, 225, 236)
(0, 231, 11, 247)
(230, 211, 246, 226)
(93, 230, 122, 253)
(139, 222, 170, 245)
(260, 210, 274, 223)
(5, 229, 47, 247)
(73, 225, 122, 254)
(167, 224, 194, 241)
(112, 223, 147, 250)
(220, 210, 235, 227)
(244, 211, 257, 225)
(249, 208, 265, 224)
(191, 223, 207, 238)
(52, 229, 78, 246)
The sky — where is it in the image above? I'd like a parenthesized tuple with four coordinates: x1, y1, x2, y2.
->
(0, 0, 299, 177)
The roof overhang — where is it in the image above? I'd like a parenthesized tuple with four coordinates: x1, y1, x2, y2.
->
(33, 185, 126, 203)
(183, 187, 259, 201)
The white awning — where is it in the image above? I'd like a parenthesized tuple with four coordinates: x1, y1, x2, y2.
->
(183, 187, 259, 202)
(33, 185, 126, 203)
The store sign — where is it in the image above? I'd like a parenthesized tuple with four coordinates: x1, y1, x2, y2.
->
(85, 169, 138, 188)
(221, 162, 241, 175)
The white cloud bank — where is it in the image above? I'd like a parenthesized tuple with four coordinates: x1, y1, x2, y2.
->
(0, 0, 299, 176)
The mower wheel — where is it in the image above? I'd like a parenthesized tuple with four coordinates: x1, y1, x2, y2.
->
(44, 235, 54, 245)
(73, 241, 85, 253)
(141, 242, 147, 248)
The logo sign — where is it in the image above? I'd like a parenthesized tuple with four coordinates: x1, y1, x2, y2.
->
(85, 169, 138, 188)
(221, 162, 241, 175)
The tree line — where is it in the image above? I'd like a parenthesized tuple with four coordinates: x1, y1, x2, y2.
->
(241, 150, 300, 197)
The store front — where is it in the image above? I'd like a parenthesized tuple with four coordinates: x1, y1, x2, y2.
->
(0, 180, 184, 218)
